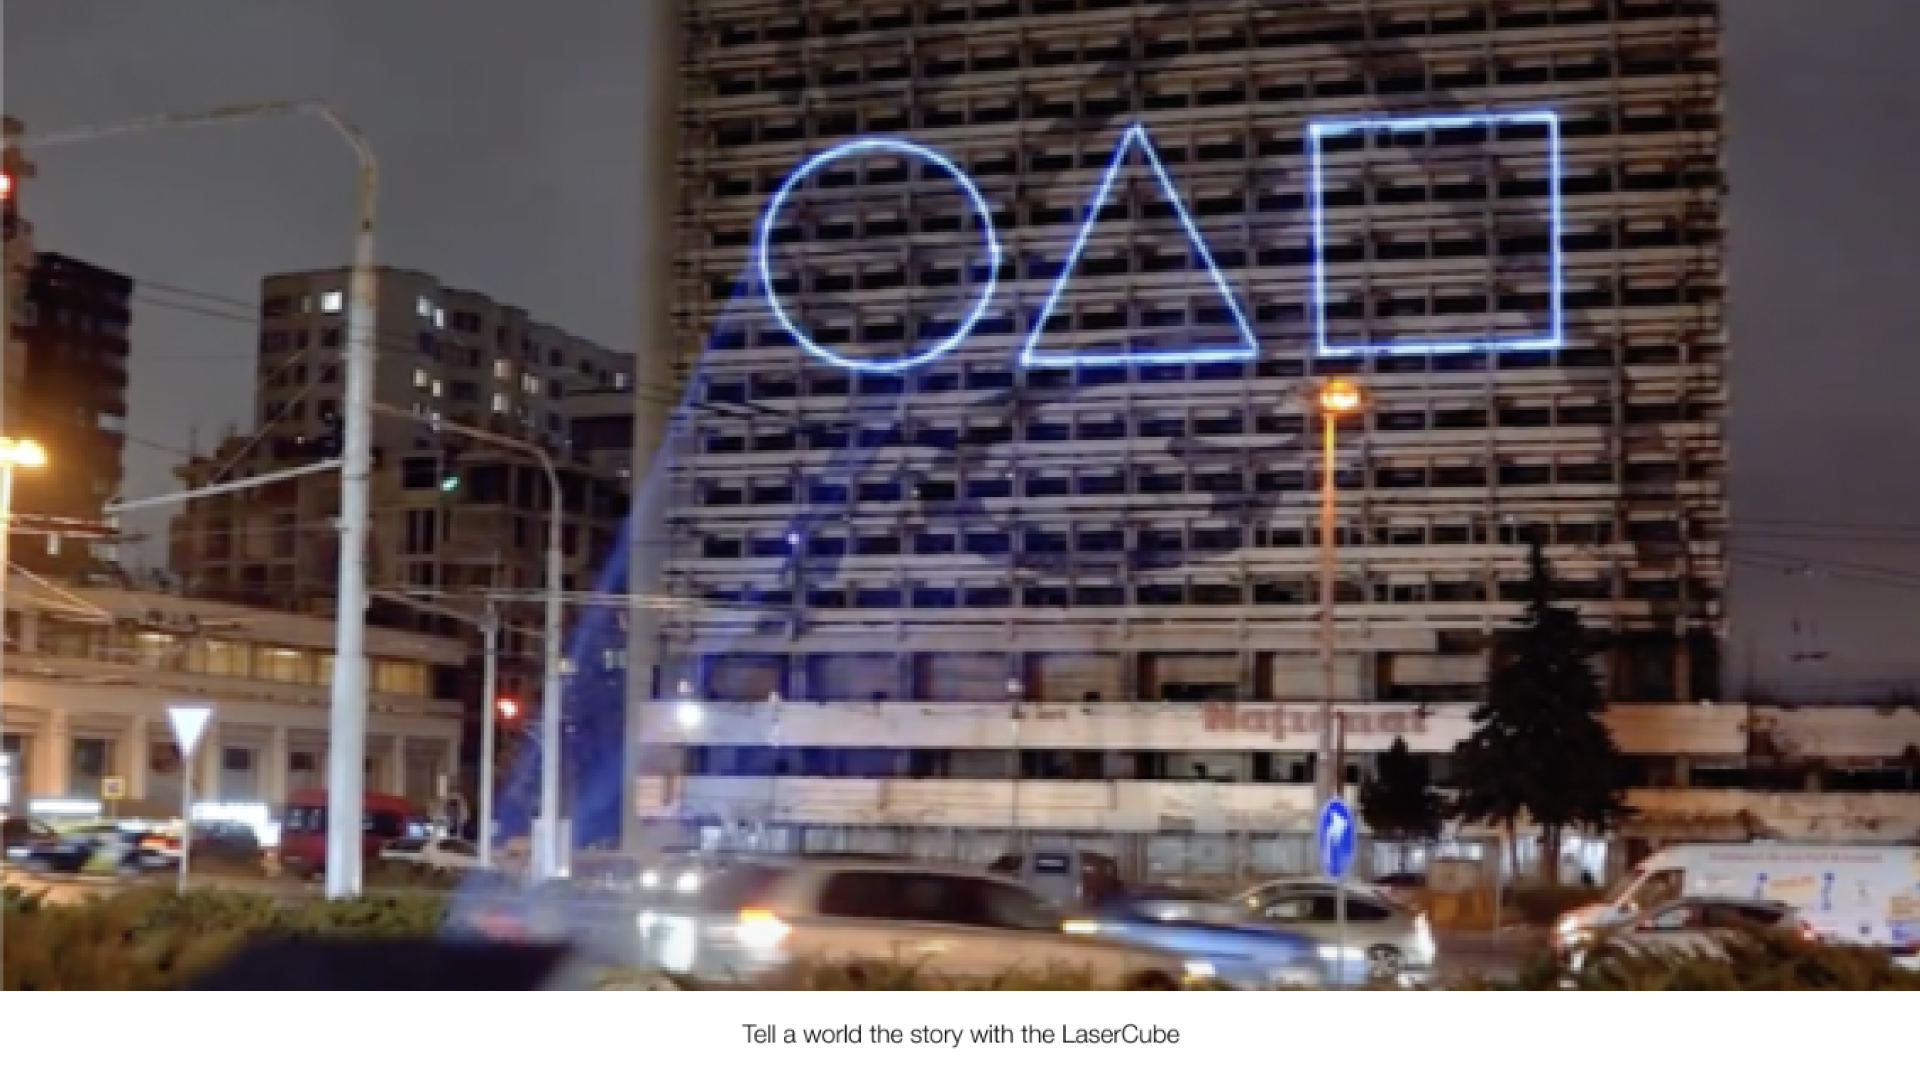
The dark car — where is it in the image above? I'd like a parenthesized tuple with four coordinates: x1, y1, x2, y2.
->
(2, 816, 57, 862)
(15, 825, 145, 877)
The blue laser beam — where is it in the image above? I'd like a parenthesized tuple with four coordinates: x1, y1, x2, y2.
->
(1020, 122, 1258, 368)
(1308, 109, 1564, 357)
(755, 136, 1002, 374)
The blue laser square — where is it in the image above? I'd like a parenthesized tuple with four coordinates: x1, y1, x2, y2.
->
(1307, 110, 1564, 358)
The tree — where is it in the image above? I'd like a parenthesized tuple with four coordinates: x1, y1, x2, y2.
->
(1360, 737, 1445, 843)
(1451, 533, 1633, 882)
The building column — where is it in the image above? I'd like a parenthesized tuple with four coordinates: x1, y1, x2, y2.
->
(37, 709, 69, 797)
(126, 715, 151, 800)
(387, 736, 407, 798)
(196, 723, 222, 803)
(17, 611, 39, 653)
(265, 725, 290, 808)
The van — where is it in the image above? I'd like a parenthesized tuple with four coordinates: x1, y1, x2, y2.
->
(987, 849, 1122, 910)
(277, 789, 427, 879)
(1555, 844, 1920, 967)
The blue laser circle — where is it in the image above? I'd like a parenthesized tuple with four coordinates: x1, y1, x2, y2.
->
(756, 137, 1001, 373)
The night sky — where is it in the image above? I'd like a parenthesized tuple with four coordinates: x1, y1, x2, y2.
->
(5, 1, 1918, 703)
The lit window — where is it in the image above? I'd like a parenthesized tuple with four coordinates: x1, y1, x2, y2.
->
(97, 413, 126, 432)
(433, 308, 445, 329)
(521, 373, 540, 395)
(320, 290, 344, 314)
(612, 372, 631, 390)
(494, 358, 512, 379)
(416, 296, 434, 318)
(430, 379, 444, 398)
(413, 368, 430, 388)
(492, 392, 509, 413)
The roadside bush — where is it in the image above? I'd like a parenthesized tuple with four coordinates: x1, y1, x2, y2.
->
(1, 884, 449, 990)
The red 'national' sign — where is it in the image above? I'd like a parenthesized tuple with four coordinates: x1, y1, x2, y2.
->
(1199, 702, 1431, 743)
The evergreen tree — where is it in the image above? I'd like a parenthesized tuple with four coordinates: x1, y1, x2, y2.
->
(1450, 534, 1632, 882)
(1359, 737, 1445, 842)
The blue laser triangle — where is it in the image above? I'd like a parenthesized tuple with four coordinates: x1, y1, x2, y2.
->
(1020, 122, 1258, 369)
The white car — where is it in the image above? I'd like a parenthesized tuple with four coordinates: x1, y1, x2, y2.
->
(636, 858, 1209, 989)
(380, 836, 482, 873)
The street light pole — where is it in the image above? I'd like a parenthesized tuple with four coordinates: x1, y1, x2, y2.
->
(7, 101, 382, 899)
(0, 438, 49, 733)
(372, 403, 566, 879)
(478, 601, 500, 866)
(1313, 378, 1364, 809)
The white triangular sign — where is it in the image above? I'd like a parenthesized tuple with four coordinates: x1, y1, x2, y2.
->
(166, 705, 213, 756)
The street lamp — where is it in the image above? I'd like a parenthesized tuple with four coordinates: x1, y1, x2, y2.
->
(372, 403, 566, 880)
(0, 438, 47, 734)
(1313, 377, 1365, 808)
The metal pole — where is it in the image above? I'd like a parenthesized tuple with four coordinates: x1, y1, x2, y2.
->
(177, 751, 193, 894)
(324, 145, 379, 900)
(0, 466, 13, 735)
(1315, 408, 1339, 806)
(766, 691, 781, 834)
(536, 459, 564, 880)
(478, 602, 499, 867)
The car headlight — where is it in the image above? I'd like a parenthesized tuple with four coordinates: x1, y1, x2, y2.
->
(1061, 919, 1100, 935)
(639, 870, 660, 889)
(674, 871, 701, 893)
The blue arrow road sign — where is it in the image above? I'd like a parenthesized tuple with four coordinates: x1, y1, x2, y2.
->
(1318, 798, 1356, 880)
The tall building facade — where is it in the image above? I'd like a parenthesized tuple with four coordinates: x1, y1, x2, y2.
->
(169, 269, 635, 704)
(11, 253, 133, 577)
(657, 0, 1726, 707)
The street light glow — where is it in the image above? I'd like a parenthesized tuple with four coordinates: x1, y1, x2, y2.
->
(1318, 378, 1364, 415)
(1, 439, 48, 468)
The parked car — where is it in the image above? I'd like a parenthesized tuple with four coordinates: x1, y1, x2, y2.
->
(987, 849, 1124, 910)
(14, 825, 146, 877)
(1569, 897, 1810, 973)
(1066, 886, 1344, 988)
(1235, 878, 1438, 984)
(1, 816, 57, 862)
(380, 836, 482, 874)
(638, 858, 1206, 989)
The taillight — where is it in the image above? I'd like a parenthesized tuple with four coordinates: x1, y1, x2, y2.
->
(735, 908, 790, 948)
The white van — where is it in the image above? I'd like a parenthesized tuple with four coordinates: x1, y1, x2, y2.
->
(1555, 844, 1920, 968)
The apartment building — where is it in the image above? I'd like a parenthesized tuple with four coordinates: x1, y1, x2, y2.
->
(8, 253, 133, 577)
(169, 269, 635, 676)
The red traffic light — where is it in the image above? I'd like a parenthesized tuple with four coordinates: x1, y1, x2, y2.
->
(494, 698, 520, 721)
(0, 173, 12, 199)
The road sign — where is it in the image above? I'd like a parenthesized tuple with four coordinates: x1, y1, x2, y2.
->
(166, 704, 213, 756)
(1317, 797, 1356, 880)
(101, 776, 126, 800)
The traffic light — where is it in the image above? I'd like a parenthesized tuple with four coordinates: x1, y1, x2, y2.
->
(438, 444, 463, 493)
(494, 697, 520, 723)
(316, 409, 345, 456)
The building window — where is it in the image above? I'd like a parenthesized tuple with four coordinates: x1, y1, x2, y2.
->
(492, 392, 509, 413)
(70, 737, 111, 792)
(254, 647, 309, 683)
(131, 632, 175, 669)
(372, 659, 427, 697)
(319, 290, 344, 314)
(494, 358, 512, 379)
(413, 368, 430, 388)
(187, 639, 249, 678)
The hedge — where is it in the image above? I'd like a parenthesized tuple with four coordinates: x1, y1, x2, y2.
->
(6, 884, 1917, 990)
